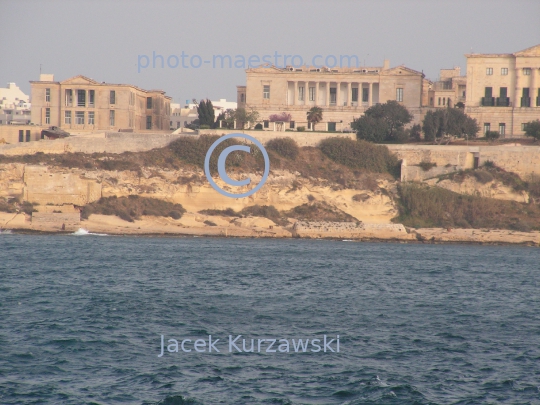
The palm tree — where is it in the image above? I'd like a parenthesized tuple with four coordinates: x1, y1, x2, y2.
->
(306, 107, 323, 131)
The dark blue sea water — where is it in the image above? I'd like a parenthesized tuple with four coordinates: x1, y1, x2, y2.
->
(1, 234, 540, 405)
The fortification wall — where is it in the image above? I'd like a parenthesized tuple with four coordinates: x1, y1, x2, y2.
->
(292, 221, 409, 239)
(198, 129, 355, 146)
(388, 144, 540, 180)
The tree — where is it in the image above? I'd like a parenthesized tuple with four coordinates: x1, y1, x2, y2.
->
(352, 100, 413, 142)
(221, 107, 260, 129)
(306, 107, 323, 131)
(524, 120, 540, 141)
(422, 107, 479, 144)
(196, 99, 215, 127)
(214, 112, 225, 129)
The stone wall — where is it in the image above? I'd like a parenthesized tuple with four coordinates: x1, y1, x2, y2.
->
(198, 129, 355, 146)
(0, 125, 42, 144)
(388, 144, 540, 180)
(292, 221, 408, 239)
(31, 212, 81, 231)
(24, 166, 102, 205)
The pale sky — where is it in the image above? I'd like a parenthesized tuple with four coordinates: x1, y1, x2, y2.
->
(1, 0, 539, 104)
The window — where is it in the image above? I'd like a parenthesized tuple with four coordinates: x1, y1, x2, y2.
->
(328, 122, 336, 132)
(351, 88, 358, 102)
(45, 88, 50, 102)
(240, 93, 245, 103)
(176, 121, 180, 129)
(26, 130, 30, 142)
(110, 90, 116, 104)
(64, 111, 72, 124)
(362, 88, 369, 103)
(109, 110, 115, 126)
(146, 116, 152, 129)
(430, 97, 434, 106)
(522, 123, 527, 131)
(19, 130, 23, 142)
(263, 120, 269, 128)
(499, 123, 506, 135)
(309, 86, 315, 101)
(443, 97, 446, 106)
(77, 90, 86, 107)
(329, 88, 336, 104)
(76, 111, 84, 125)
(146, 97, 153, 109)
(89, 90, 95, 106)
(523, 68, 532, 75)
(483, 123, 490, 134)
(501, 68, 508, 75)
(45, 108, 50, 124)
(396, 88, 403, 102)
(438, 97, 441, 106)
(289, 121, 295, 129)
(88, 112, 94, 125)
(65, 89, 73, 106)
(263, 85, 270, 99)
(298, 86, 304, 101)
(486, 68, 493, 75)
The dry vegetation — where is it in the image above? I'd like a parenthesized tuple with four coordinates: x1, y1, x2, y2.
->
(396, 183, 540, 231)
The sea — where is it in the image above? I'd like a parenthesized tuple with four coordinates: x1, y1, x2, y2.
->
(1, 233, 539, 404)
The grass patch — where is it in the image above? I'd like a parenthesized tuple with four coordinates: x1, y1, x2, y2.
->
(81, 195, 185, 222)
(418, 161, 437, 171)
(395, 182, 540, 231)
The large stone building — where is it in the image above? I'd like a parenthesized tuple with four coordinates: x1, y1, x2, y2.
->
(237, 61, 432, 131)
(464, 44, 540, 137)
(30, 74, 171, 132)
(0, 82, 31, 125)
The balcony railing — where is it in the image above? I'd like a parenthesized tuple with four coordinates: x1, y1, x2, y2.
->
(496, 97, 510, 106)
(481, 97, 495, 106)
(521, 97, 531, 107)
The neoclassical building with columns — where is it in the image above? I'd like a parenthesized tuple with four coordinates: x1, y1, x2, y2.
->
(237, 61, 432, 131)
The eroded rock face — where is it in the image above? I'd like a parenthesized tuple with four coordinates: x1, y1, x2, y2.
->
(0, 164, 399, 224)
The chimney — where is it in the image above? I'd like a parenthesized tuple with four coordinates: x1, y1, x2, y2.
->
(39, 74, 54, 81)
(383, 60, 390, 70)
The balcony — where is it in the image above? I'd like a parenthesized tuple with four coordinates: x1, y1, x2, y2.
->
(481, 97, 495, 106)
(496, 97, 510, 107)
(521, 97, 531, 107)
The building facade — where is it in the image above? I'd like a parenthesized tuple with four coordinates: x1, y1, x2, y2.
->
(30, 74, 171, 132)
(0, 82, 31, 125)
(237, 61, 431, 131)
(464, 44, 540, 137)
(428, 67, 467, 108)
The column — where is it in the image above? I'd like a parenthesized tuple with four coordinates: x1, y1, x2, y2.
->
(295, 81, 299, 106)
(314, 82, 319, 106)
(326, 82, 330, 106)
(347, 82, 352, 107)
(368, 83, 373, 106)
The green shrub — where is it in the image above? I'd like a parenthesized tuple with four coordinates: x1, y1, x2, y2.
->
(297, 126, 306, 132)
(485, 130, 500, 141)
(199, 208, 239, 217)
(254, 123, 263, 129)
(199, 124, 210, 129)
(203, 220, 217, 226)
(81, 196, 186, 222)
(319, 137, 400, 177)
(266, 137, 299, 160)
(472, 170, 494, 184)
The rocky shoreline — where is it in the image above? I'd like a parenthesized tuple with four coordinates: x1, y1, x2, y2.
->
(1, 212, 539, 246)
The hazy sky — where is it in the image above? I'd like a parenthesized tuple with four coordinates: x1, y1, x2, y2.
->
(1, 0, 539, 104)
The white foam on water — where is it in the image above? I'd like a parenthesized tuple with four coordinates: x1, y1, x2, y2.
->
(0, 229, 13, 235)
(72, 228, 108, 236)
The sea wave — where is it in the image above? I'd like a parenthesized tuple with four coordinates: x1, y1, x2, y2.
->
(72, 228, 108, 236)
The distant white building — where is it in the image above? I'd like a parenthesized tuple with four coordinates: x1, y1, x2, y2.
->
(169, 98, 237, 130)
(0, 83, 31, 125)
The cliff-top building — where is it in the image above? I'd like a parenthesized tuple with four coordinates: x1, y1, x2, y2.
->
(464, 44, 540, 137)
(30, 74, 171, 132)
(237, 61, 432, 131)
